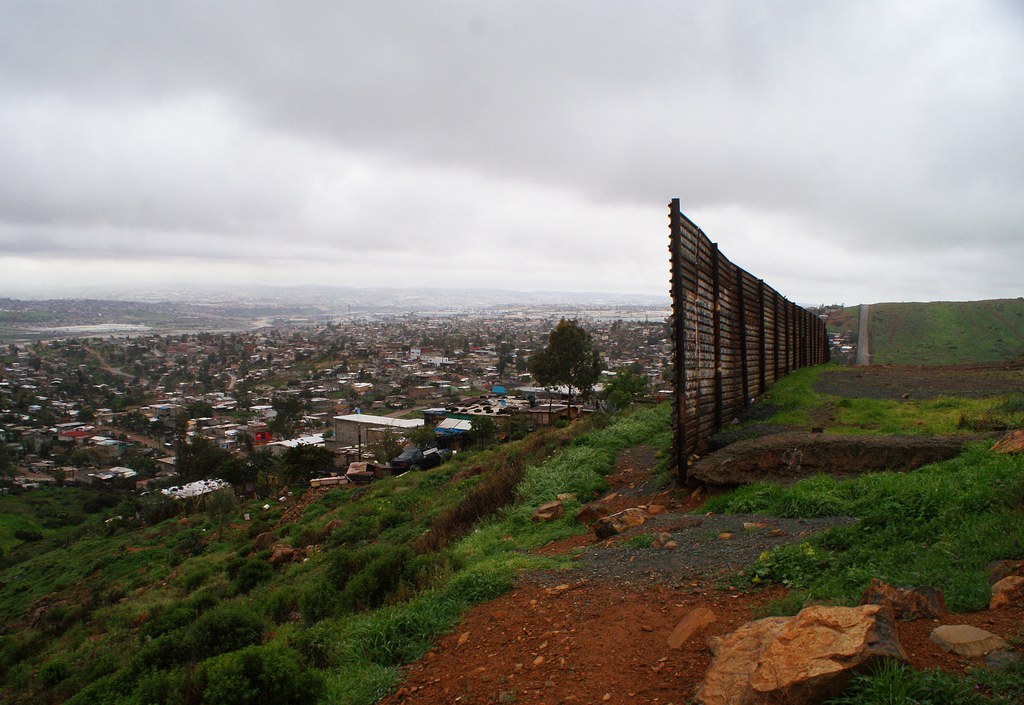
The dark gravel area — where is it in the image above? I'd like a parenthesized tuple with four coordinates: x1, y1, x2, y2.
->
(527, 513, 856, 588)
(815, 364, 1024, 400)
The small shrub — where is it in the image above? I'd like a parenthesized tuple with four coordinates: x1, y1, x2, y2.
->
(300, 578, 340, 624)
(141, 603, 198, 640)
(261, 586, 299, 624)
(37, 657, 71, 686)
(197, 643, 322, 705)
(188, 604, 264, 659)
(622, 533, 656, 549)
(339, 545, 416, 612)
(231, 559, 273, 594)
(13, 528, 43, 542)
(751, 543, 831, 589)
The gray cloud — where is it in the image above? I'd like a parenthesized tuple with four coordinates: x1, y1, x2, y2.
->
(1, 1, 1022, 303)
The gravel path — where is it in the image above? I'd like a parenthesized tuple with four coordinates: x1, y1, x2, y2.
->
(578, 513, 854, 584)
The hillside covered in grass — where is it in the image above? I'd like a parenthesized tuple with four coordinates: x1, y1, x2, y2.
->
(824, 298, 1024, 366)
(0, 405, 672, 705)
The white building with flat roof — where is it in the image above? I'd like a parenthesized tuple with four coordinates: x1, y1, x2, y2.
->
(333, 413, 424, 446)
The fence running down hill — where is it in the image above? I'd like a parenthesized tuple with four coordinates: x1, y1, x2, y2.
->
(668, 198, 830, 483)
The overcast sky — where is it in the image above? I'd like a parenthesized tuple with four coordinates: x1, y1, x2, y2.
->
(1, 1, 1022, 305)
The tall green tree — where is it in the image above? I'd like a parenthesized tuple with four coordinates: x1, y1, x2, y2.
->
(529, 319, 603, 404)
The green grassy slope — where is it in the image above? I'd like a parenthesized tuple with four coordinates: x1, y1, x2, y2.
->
(837, 299, 1024, 365)
(0, 406, 674, 705)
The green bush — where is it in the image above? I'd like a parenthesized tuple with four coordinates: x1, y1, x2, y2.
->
(339, 545, 416, 612)
(141, 601, 203, 640)
(261, 587, 299, 624)
(13, 529, 43, 542)
(197, 644, 322, 705)
(299, 578, 340, 624)
(37, 657, 71, 686)
(231, 559, 273, 594)
(188, 604, 264, 659)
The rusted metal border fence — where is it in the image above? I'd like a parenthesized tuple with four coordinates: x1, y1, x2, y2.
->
(668, 198, 829, 483)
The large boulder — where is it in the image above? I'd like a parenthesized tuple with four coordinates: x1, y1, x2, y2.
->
(690, 433, 980, 486)
(696, 605, 904, 705)
(859, 578, 948, 620)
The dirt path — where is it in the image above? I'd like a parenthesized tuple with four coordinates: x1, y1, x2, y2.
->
(381, 444, 1024, 705)
(855, 303, 870, 366)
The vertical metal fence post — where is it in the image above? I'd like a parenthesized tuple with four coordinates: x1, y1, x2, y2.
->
(668, 199, 688, 483)
(739, 273, 749, 404)
(711, 243, 722, 430)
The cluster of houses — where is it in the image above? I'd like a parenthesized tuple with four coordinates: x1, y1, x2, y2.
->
(2, 311, 673, 494)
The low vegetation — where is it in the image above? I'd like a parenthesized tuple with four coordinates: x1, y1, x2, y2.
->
(735, 365, 1024, 437)
(704, 366, 1024, 702)
(707, 442, 1024, 610)
(0, 404, 672, 705)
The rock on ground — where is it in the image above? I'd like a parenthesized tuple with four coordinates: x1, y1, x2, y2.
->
(859, 578, 948, 621)
(929, 624, 1008, 657)
(697, 605, 904, 705)
(990, 575, 1024, 609)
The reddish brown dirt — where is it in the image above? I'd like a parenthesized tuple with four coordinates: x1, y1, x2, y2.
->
(381, 444, 1024, 705)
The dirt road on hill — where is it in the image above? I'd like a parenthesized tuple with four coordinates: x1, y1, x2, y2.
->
(855, 304, 870, 365)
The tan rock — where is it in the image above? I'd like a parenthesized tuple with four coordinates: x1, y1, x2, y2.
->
(697, 605, 904, 705)
(647, 504, 667, 516)
(990, 575, 1024, 609)
(557, 492, 577, 502)
(859, 579, 948, 621)
(991, 429, 1024, 454)
(532, 501, 565, 523)
(652, 532, 673, 548)
(593, 507, 650, 539)
(268, 543, 301, 566)
(700, 617, 790, 704)
(668, 607, 717, 649)
(930, 625, 1008, 657)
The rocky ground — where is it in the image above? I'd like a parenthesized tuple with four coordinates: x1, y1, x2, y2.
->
(381, 442, 1024, 705)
